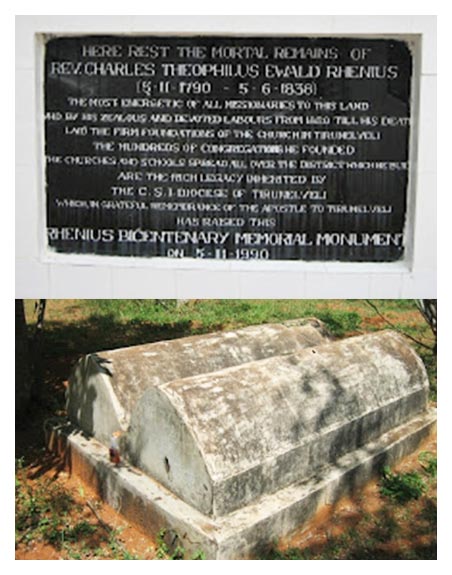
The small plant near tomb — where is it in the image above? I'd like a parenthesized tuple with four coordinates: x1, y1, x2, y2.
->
(190, 549, 206, 560)
(419, 451, 437, 478)
(155, 528, 205, 560)
(155, 528, 172, 559)
(379, 466, 427, 503)
(155, 528, 186, 559)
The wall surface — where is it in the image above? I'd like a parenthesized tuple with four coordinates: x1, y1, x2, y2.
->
(15, 15, 436, 298)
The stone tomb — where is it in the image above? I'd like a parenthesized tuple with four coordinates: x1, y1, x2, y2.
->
(51, 321, 435, 559)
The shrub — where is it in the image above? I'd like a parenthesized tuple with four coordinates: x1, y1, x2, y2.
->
(379, 466, 427, 503)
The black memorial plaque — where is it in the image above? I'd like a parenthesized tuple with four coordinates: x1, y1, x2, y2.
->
(44, 35, 413, 261)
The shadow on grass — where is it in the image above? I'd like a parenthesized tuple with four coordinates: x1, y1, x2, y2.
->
(39, 313, 196, 358)
(259, 485, 437, 560)
(16, 314, 198, 461)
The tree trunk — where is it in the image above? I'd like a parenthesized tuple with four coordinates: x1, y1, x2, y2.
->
(31, 299, 47, 400)
(15, 300, 32, 415)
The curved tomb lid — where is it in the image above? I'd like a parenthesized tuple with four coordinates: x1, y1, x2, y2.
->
(67, 320, 331, 442)
(126, 330, 429, 515)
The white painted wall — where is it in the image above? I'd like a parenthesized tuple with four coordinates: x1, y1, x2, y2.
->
(15, 15, 436, 298)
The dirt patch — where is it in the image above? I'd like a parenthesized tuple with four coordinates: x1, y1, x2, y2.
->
(15, 460, 158, 560)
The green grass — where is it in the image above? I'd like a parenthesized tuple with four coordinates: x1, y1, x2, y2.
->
(25, 299, 429, 340)
(30, 299, 429, 339)
(27, 299, 420, 353)
(83, 299, 411, 333)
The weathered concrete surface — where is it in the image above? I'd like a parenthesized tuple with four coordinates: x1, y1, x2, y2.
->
(66, 320, 330, 444)
(45, 408, 436, 559)
(126, 331, 429, 516)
